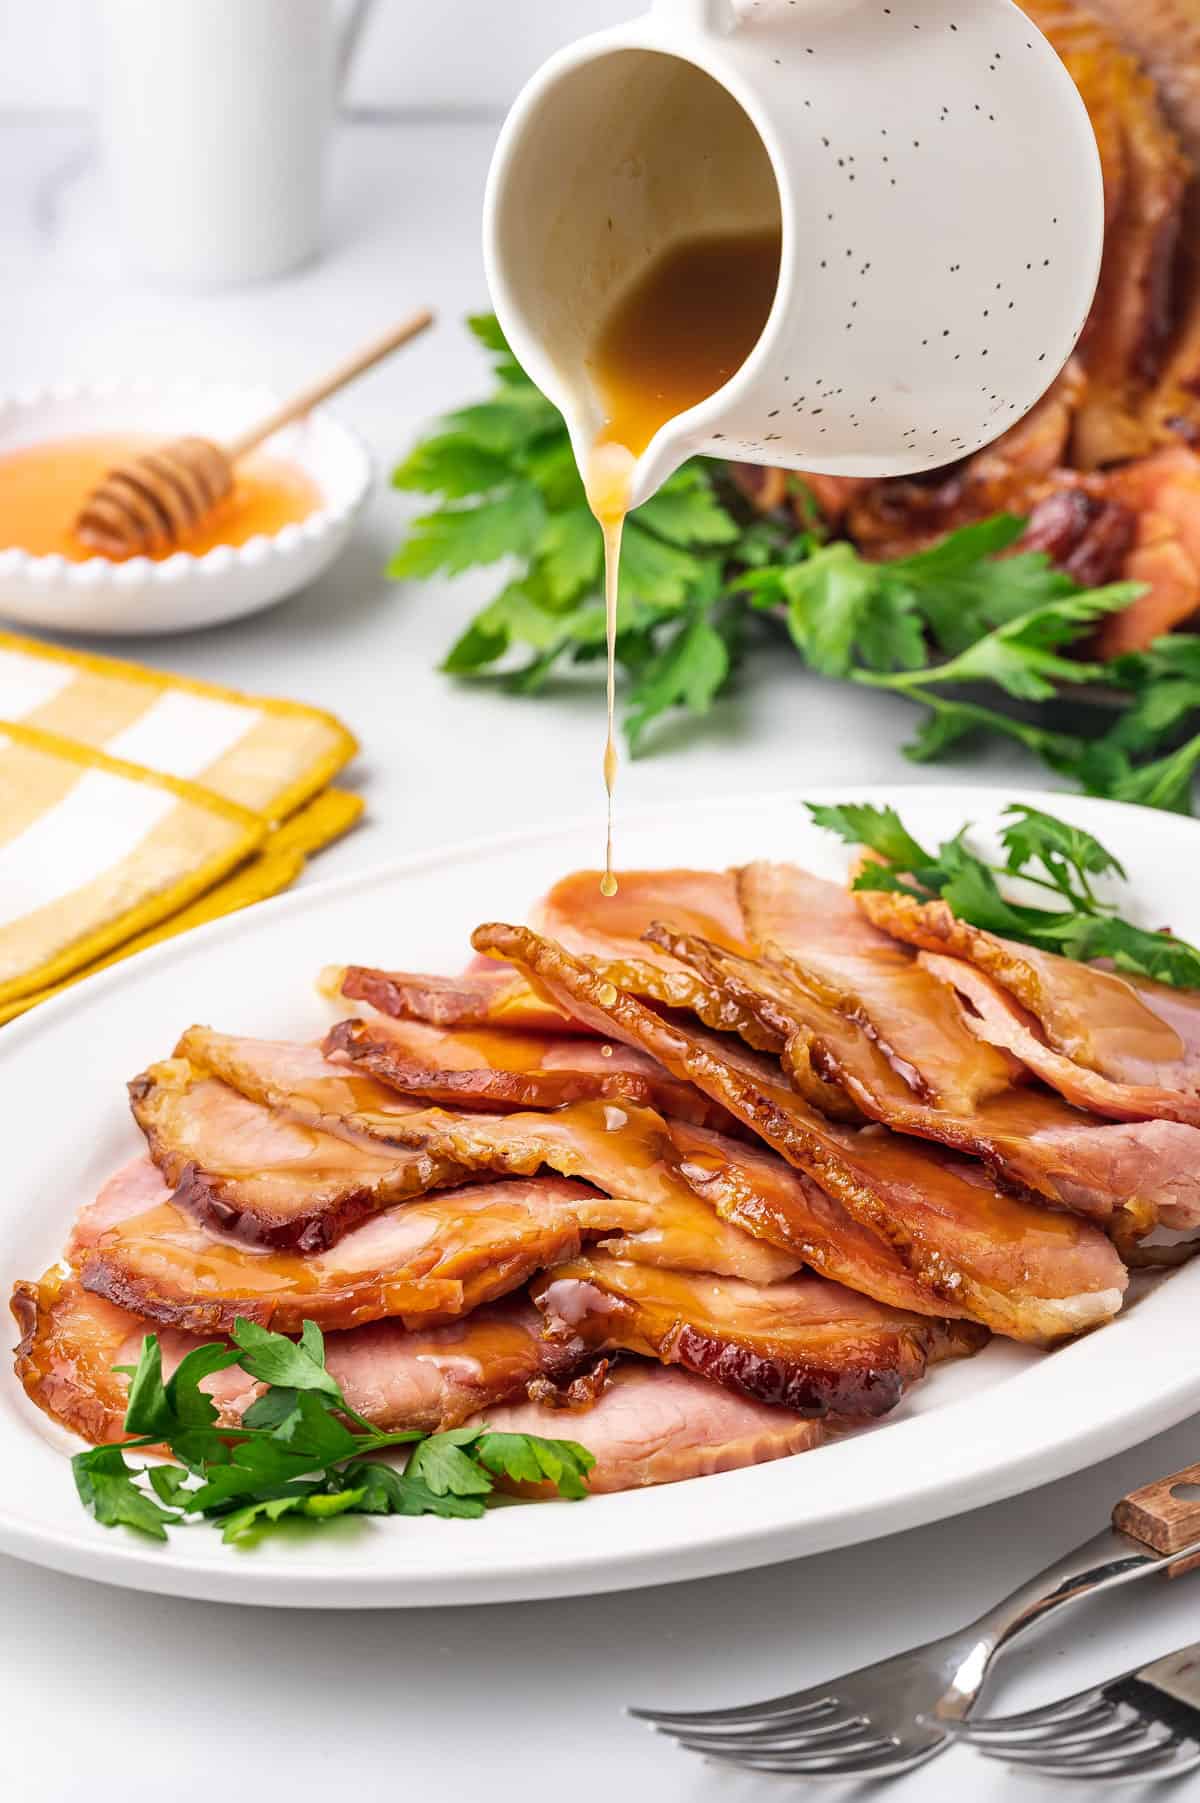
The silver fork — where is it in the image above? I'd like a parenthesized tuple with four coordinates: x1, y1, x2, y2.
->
(631, 1458, 1200, 1781)
(943, 1641, 1200, 1785)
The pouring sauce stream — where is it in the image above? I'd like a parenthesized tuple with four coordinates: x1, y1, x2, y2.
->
(583, 228, 782, 897)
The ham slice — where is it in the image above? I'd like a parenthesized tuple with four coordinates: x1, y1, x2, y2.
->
(737, 862, 1018, 1112)
(168, 1028, 940, 1302)
(321, 1013, 733, 1129)
(10, 1270, 580, 1444)
(77, 1131, 804, 1334)
(470, 1362, 824, 1493)
(130, 1060, 467, 1250)
(472, 923, 1129, 1343)
(655, 900, 1200, 1235)
(75, 1158, 638, 1335)
(533, 1255, 986, 1419)
(859, 886, 1200, 1123)
(331, 961, 579, 1034)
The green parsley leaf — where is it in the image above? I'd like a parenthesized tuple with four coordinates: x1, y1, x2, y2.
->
(343, 1461, 487, 1520)
(812, 798, 1200, 989)
(72, 1447, 176, 1542)
(406, 1426, 494, 1499)
(1077, 733, 1200, 816)
(625, 605, 730, 758)
(231, 1319, 343, 1399)
(475, 1432, 596, 1500)
(805, 803, 933, 870)
(388, 484, 546, 581)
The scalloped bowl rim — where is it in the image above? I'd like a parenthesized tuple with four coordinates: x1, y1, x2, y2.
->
(0, 381, 373, 587)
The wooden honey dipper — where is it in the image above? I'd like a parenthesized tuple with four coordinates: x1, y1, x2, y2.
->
(74, 308, 434, 558)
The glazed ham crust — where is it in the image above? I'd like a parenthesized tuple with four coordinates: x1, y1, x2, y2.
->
(321, 1013, 734, 1129)
(75, 1141, 803, 1336)
(858, 885, 1200, 1121)
(533, 1255, 986, 1420)
(472, 922, 1129, 1343)
(10, 1270, 582, 1445)
(129, 1059, 468, 1251)
(652, 867, 1200, 1234)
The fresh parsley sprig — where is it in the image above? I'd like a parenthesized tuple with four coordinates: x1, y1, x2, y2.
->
(390, 314, 1200, 809)
(808, 799, 1200, 989)
(73, 1317, 594, 1545)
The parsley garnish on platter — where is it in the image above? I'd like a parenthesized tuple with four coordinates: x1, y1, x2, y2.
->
(391, 316, 1200, 811)
(808, 800, 1200, 989)
(72, 1317, 594, 1545)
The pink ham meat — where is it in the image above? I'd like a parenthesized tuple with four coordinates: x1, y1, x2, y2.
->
(859, 885, 1200, 1125)
(533, 1254, 986, 1419)
(471, 922, 1130, 1343)
(653, 882, 1200, 1234)
(129, 1058, 468, 1251)
(74, 1156, 634, 1335)
(332, 959, 578, 1034)
(152, 1033, 940, 1306)
(737, 861, 1018, 1112)
(321, 1012, 733, 1129)
(74, 1146, 798, 1335)
(471, 1363, 824, 1493)
(10, 1269, 582, 1445)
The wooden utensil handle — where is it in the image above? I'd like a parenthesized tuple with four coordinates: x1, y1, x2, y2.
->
(1113, 1462, 1200, 1578)
(225, 308, 435, 460)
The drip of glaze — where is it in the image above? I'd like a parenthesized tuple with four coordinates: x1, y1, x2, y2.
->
(583, 228, 782, 901)
(586, 442, 636, 902)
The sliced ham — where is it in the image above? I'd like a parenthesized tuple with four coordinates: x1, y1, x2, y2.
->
(76, 1158, 634, 1335)
(130, 1060, 467, 1250)
(654, 909, 1200, 1236)
(737, 862, 1017, 1112)
(469, 1362, 824, 1493)
(859, 886, 1200, 1122)
(330, 960, 579, 1034)
(472, 923, 1130, 1343)
(152, 1033, 814, 1283)
(320, 1013, 733, 1129)
(533, 1255, 986, 1420)
(10, 1269, 579, 1445)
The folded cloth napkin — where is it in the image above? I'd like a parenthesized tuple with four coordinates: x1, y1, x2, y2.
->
(0, 633, 361, 1019)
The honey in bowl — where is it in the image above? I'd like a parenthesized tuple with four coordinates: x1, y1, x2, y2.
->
(583, 227, 782, 897)
(0, 434, 322, 562)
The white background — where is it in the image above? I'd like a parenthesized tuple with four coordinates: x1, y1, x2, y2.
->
(0, 0, 628, 113)
(2, 8, 1199, 1799)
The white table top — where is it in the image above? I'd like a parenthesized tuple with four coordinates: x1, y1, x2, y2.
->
(2, 116, 1197, 1803)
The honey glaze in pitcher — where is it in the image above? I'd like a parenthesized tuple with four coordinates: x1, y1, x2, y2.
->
(585, 227, 782, 896)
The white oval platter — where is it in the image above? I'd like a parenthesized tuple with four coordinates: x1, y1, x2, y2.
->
(1, 785, 1196, 1607)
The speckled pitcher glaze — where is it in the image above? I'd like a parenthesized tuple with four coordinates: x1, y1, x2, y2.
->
(484, 0, 1103, 508)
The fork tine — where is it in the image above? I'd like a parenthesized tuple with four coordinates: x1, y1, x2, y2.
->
(997, 1717, 1158, 1763)
(951, 1701, 1116, 1746)
(671, 1715, 871, 1755)
(630, 1694, 835, 1730)
(949, 1688, 1103, 1735)
(1015, 1736, 1198, 1784)
(700, 1733, 890, 1770)
(708, 1743, 923, 1780)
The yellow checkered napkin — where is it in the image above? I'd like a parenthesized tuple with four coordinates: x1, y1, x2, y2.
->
(0, 631, 355, 822)
(0, 635, 362, 1017)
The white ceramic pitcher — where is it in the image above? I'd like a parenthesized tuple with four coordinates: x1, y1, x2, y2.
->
(484, 0, 1103, 510)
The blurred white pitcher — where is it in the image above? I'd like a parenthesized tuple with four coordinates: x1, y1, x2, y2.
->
(95, 0, 367, 287)
(484, 0, 1105, 507)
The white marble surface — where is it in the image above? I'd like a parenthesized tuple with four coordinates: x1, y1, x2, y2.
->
(2, 117, 1198, 1803)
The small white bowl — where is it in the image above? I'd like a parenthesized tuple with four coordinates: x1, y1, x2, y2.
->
(0, 383, 372, 636)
